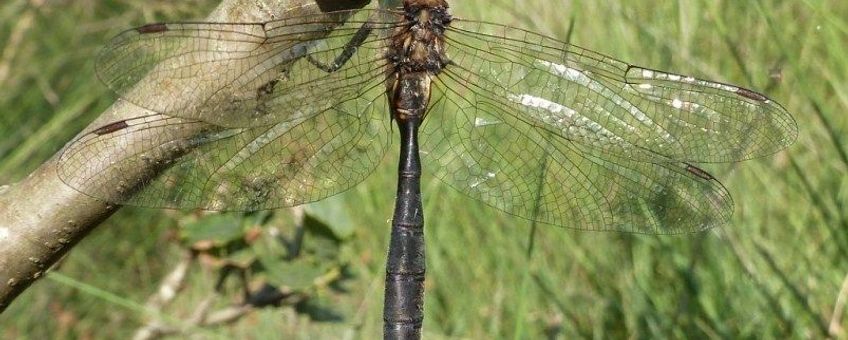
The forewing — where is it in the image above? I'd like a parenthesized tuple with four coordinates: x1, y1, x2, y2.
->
(58, 88, 390, 210)
(442, 20, 797, 163)
(421, 76, 731, 233)
(95, 9, 399, 127)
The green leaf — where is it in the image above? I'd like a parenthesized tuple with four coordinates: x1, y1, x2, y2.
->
(226, 247, 257, 268)
(262, 260, 332, 290)
(303, 195, 354, 240)
(180, 213, 245, 246)
(253, 233, 335, 289)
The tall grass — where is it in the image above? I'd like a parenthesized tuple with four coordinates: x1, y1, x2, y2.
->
(1, 0, 845, 338)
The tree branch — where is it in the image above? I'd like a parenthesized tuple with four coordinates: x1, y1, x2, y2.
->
(0, 0, 369, 312)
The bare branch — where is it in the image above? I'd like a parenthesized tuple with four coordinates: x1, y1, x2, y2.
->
(0, 0, 370, 312)
(146, 251, 195, 310)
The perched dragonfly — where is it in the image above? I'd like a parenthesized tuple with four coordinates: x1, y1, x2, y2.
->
(58, 0, 797, 338)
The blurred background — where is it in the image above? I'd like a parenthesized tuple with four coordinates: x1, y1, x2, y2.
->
(1, 0, 845, 338)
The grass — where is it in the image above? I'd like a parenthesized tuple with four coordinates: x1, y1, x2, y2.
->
(1, 0, 846, 338)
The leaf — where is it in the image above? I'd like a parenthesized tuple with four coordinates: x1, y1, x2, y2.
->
(180, 213, 244, 246)
(263, 260, 333, 290)
(303, 195, 354, 240)
(226, 247, 257, 268)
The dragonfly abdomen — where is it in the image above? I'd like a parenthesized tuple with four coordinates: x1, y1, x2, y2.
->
(389, 73, 433, 122)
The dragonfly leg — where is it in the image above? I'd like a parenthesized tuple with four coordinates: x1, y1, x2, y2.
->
(252, 19, 376, 117)
(306, 21, 375, 73)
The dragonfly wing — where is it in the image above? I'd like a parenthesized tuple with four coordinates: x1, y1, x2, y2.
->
(421, 77, 731, 233)
(442, 20, 797, 163)
(63, 9, 399, 209)
(59, 89, 390, 211)
(96, 9, 399, 128)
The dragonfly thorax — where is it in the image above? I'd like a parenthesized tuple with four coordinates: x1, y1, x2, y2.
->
(389, 0, 451, 73)
(387, 0, 451, 123)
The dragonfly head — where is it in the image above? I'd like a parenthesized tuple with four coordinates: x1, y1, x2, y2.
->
(403, 0, 449, 11)
(314, 0, 370, 12)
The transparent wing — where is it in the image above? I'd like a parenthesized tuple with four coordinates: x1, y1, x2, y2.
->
(58, 90, 390, 210)
(441, 19, 798, 163)
(422, 75, 731, 233)
(60, 8, 397, 210)
(95, 9, 400, 127)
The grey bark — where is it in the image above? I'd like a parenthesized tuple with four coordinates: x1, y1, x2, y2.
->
(0, 0, 367, 313)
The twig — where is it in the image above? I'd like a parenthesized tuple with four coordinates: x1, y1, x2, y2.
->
(203, 304, 254, 325)
(132, 321, 180, 340)
(133, 282, 308, 339)
(188, 296, 217, 325)
(132, 247, 194, 340)
(145, 251, 194, 310)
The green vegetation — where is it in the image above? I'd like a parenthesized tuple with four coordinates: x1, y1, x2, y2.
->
(1, 0, 845, 338)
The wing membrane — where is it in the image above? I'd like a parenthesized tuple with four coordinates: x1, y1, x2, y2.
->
(95, 9, 400, 127)
(67, 7, 790, 227)
(443, 19, 798, 163)
(59, 89, 390, 210)
(422, 72, 731, 233)
(62, 9, 399, 210)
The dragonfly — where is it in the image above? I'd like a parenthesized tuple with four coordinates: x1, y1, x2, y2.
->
(57, 0, 797, 338)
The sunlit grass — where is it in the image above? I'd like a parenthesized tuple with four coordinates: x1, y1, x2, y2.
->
(1, 0, 845, 338)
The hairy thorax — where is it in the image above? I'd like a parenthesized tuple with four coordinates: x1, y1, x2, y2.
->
(386, 0, 452, 122)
